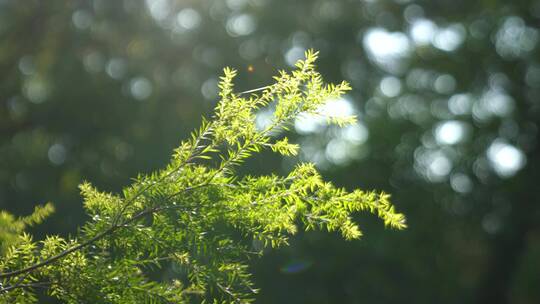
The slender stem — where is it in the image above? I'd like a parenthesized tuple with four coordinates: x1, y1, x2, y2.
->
(112, 122, 215, 226)
(0, 185, 209, 280)
(238, 85, 272, 96)
(0, 209, 148, 279)
(216, 282, 244, 304)
(0, 281, 50, 293)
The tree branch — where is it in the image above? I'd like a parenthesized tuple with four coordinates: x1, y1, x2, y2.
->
(0, 281, 51, 293)
(0, 200, 200, 280)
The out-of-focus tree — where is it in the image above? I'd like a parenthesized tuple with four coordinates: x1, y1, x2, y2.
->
(0, 0, 539, 303)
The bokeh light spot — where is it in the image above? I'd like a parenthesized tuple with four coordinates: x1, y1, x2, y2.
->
(18, 56, 35, 76)
(450, 173, 473, 193)
(176, 8, 202, 30)
(448, 93, 473, 115)
(434, 74, 456, 95)
(363, 28, 411, 59)
(380, 76, 402, 98)
(106, 58, 127, 79)
(83, 52, 104, 73)
(432, 24, 466, 52)
(201, 78, 219, 101)
(434, 120, 468, 145)
(72, 10, 93, 30)
(48, 143, 67, 166)
(285, 46, 306, 67)
(473, 90, 515, 122)
(146, 0, 171, 21)
(495, 16, 539, 58)
(129, 77, 153, 100)
(23, 76, 50, 104)
(226, 14, 256, 37)
(410, 19, 437, 45)
(487, 140, 526, 178)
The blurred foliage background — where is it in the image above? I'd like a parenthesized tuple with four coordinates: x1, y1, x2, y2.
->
(1, 0, 539, 303)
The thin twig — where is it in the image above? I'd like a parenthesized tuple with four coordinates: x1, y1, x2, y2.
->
(216, 282, 244, 304)
(0, 189, 206, 280)
(238, 85, 272, 96)
(111, 122, 215, 226)
(0, 281, 51, 293)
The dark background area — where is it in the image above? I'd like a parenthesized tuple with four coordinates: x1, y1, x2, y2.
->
(1, 0, 539, 303)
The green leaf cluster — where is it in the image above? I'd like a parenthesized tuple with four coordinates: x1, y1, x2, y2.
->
(0, 50, 405, 303)
(0, 203, 54, 254)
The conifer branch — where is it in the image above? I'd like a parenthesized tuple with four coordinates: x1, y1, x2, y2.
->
(0, 185, 213, 280)
(0, 50, 405, 303)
